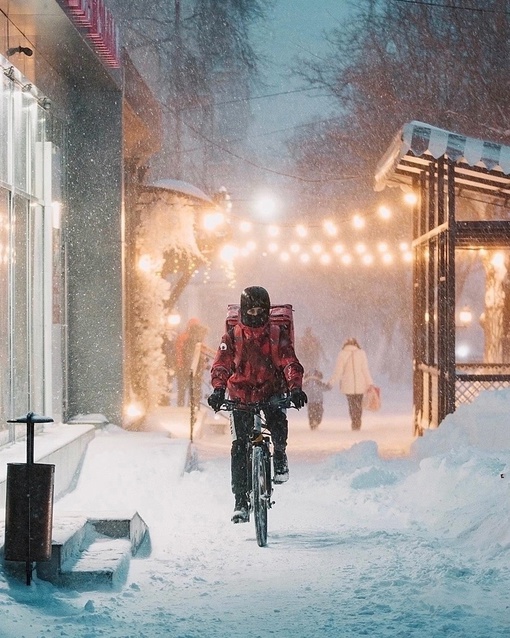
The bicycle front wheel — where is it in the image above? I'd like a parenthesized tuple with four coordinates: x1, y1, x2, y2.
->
(252, 445, 269, 547)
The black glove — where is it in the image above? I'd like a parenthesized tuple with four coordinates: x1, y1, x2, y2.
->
(290, 388, 307, 409)
(208, 388, 226, 412)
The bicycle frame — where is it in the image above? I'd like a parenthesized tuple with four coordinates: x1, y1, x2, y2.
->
(220, 396, 294, 546)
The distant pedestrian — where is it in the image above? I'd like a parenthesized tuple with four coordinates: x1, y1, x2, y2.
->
(297, 327, 325, 373)
(303, 369, 330, 429)
(328, 338, 374, 431)
(175, 318, 208, 407)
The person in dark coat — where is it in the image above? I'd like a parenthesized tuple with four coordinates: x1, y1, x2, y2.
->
(207, 286, 307, 523)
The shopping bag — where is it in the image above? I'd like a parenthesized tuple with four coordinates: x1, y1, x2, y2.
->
(363, 385, 381, 411)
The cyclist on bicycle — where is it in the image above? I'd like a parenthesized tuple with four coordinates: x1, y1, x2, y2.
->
(207, 286, 307, 523)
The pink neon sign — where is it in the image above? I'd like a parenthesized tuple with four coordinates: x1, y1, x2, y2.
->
(62, 0, 120, 68)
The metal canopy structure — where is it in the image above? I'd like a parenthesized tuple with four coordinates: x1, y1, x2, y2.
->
(376, 121, 510, 432)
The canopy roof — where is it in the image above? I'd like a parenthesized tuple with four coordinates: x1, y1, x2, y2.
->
(375, 121, 510, 198)
(148, 179, 213, 204)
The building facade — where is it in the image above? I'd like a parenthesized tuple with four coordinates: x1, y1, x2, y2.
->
(0, 0, 161, 440)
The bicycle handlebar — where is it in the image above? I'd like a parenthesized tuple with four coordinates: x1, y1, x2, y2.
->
(219, 395, 296, 413)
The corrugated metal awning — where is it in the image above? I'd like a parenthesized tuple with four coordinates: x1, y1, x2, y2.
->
(375, 121, 510, 196)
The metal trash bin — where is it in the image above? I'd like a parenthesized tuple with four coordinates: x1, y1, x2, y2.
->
(4, 463, 55, 562)
(3, 412, 54, 585)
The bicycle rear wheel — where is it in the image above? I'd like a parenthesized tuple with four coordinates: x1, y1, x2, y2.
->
(252, 445, 269, 547)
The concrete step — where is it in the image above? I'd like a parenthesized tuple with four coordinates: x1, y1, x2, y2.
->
(2, 512, 150, 590)
(58, 535, 133, 590)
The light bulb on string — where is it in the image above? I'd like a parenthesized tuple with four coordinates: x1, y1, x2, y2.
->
(352, 214, 365, 229)
(323, 220, 337, 236)
(378, 205, 391, 220)
(296, 224, 308, 238)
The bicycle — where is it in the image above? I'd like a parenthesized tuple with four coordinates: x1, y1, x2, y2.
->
(219, 395, 295, 547)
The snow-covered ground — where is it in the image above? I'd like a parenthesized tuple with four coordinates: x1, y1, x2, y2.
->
(1, 387, 510, 637)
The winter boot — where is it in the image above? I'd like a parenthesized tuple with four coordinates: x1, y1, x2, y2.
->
(231, 494, 249, 523)
(273, 450, 289, 484)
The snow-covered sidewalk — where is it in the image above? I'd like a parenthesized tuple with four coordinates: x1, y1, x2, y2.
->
(1, 391, 510, 637)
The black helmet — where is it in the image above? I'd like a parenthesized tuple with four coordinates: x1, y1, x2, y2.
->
(240, 286, 270, 328)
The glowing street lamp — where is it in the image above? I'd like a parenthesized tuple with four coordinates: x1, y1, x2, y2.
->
(220, 244, 238, 262)
(202, 211, 225, 231)
(167, 313, 181, 327)
(458, 306, 473, 327)
(254, 194, 278, 218)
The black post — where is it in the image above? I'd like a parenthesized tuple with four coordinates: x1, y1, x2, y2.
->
(189, 370, 195, 443)
(6, 412, 54, 585)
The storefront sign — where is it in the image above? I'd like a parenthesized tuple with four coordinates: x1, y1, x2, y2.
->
(62, 0, 120, 68)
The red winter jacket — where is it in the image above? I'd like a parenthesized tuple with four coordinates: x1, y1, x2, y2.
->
(210, 322, 304, 404)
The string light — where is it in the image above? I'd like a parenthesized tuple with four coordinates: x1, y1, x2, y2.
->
(352, 214, 365, 229)
(211, 197, 419, 268)
(378, 205, 392, 219)
(296, 224, 308, 238)
(323, 220, 337, 236)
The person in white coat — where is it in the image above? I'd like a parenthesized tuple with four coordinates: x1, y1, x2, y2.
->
(328, 338, 373, 430)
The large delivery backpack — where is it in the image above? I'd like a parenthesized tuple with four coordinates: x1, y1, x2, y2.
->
(226, 304, 295, 368)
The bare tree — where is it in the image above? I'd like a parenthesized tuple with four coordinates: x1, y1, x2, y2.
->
(290, 0, 510, 210)
(108, 0, 271, 188)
